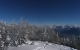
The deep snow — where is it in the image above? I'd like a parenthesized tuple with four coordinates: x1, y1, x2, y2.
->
(8, 41, 77, 50)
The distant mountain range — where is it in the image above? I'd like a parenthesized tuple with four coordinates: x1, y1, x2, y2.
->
(52, 25, 80, 36)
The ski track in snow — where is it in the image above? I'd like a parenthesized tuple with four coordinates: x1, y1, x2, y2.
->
(8, 41, 77, 50)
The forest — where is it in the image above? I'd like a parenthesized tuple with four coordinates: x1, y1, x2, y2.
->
(0, 18, 80, 50)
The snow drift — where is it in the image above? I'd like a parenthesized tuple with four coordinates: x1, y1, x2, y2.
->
(8, 41, 77, 50)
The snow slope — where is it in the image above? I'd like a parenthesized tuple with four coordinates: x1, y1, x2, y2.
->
(8, 41, 77, 50)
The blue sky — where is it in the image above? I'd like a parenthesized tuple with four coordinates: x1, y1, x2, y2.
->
(0, 0, 80, 25)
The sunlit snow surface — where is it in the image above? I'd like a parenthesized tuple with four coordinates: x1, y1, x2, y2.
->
(8, 41, 77, 50)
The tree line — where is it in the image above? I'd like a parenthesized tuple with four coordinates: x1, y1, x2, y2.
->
(0, 18, 80, 50)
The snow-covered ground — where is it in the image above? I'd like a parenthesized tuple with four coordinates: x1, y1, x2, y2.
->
(8, 41, 77, 50)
